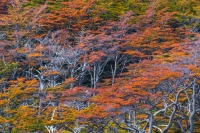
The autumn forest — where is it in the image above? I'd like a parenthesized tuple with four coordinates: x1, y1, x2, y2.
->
(0, 0, 200, 132)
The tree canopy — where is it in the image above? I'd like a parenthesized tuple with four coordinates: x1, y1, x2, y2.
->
(0, 0, 200, 132)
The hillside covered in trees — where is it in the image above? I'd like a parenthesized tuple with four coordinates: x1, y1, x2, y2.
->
(0, 0, 200, 132)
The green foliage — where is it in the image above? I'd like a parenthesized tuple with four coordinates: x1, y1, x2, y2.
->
(23, 0, 65, 10)
(0, 60, 17, 78)
(22, 0, 46, 7)
(47, 0, 65, 10)
(95, 0, 149, 20)
(155, 0, 200, 28)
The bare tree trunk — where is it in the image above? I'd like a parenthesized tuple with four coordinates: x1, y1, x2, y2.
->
(8, 125, 12, 133)
(128, 111, 133, 133)
(162, 105, 176, 133)
(148, 110, 153, 133)
(38, 94, 42, 116)
(189, 80, 196, 133)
